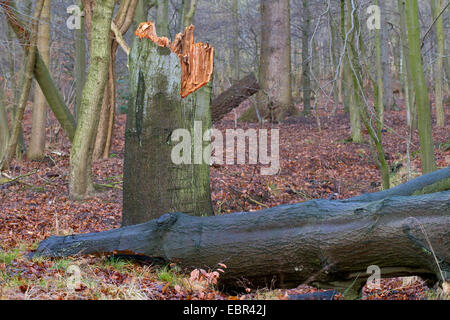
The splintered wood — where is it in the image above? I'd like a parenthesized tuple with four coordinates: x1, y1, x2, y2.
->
(135, 21, 214, 98)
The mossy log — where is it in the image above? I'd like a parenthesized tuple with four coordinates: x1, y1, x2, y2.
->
(34, 168, 450, 298)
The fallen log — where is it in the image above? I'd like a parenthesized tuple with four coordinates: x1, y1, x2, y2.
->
(211, 74, 260, 123)
(33, 168, 450, 298)
(349, 166, 450, 202)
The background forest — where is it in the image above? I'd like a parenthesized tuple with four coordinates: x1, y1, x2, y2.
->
(0, 0, 448, 300)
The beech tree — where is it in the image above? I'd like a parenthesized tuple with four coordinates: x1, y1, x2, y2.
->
(28, 0, 51, 160)
(69, 0, 115, 199)
(92, 0, 138, 160)
(430, 0, 445, 127)
(0, 0, 45, 170)
(0, 84, 8, 159)
(241, 0, 298, 122)
(0, 0, 77, 143)
(74, 0, 86, 121)
(122, 21, 215, 225)
(405, 0, 437, 174)
(301, 0, 312, 116)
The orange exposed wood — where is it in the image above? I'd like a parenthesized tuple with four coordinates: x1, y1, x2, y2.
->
(135, 21, 214, 98)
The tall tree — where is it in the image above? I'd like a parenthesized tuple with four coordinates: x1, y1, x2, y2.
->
(257, 0, 297, 122)
(28, 0, 51, 160)
(93, 0, 138, 160)
(344, 0, 362, 143)
(69, 0, 115, 199)
(374, 0, 385, 128)
(301, 0, 311, 116)
(134, 0, 154, 30)
(398, 0, 416, 129)
(430, 0, 445, 127)
(405, 0, 436, 174)
(0, 84, 9, 159)
(156, 0, 169, 36)
(74, 0, 87, 122)
(0, 0, 77, 142)
(183, 0, 197, 28)
(379, 0, 395, 111)
(231, 0, 240, 82)
(0, 0, 45, 170)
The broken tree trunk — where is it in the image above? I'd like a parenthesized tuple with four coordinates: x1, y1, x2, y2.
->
(34, 167, 450, 299)
(123, 22, 214, 225)
(211, 74, 260, 123)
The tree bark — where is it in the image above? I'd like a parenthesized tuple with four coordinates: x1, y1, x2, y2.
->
(93, 0, 138, 160)
(243, 0, 297, 122)
(1, 0, 45, 170)
(301, 0, 312, 116)
(0, 86, 9, 160)
(28, 0, 51, 161)
(34, 168, 450, 299)
(231, 0, 240, 83)
(430, 0, 445, 127)
(183, 0, 197, 28)
(74, 0, 87, 122)
(398, 0, 417, 129)
(374, 0, 385, 128)
(405, 0, 437, 174)
(344, 0, 362, 143)
(379, 0, 395, 111)
(156, 0, 169, 37)
(122, 22, 214, 225)
(0, 0, 77, 142)
(211, 74, 260, 123)
(69, 0, 115, 199)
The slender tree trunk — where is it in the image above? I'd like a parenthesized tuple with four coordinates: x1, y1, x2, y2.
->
(123, 22, 215, 225)
(344, 0, 362, 143)
(301, 0, 311, 116)
(340, 0, 349, 113)
(374, 0, 384, 128)
(28, 0, 51, 160)
(183, 0, 197, 28)
(92, 38, 114, 161)
(69, 0, 115, 199)
(0, 86, 9, 160)
(430, 0, 445, 127)
(398, 0, 416, 129)
(211, 74, 260, 123)
(0, 0, 77, 142)
(405, 0, 437, 174)
(93, 0, 138, 160)
(231, 0, 240, 83)
(330, 10, 340, 114)
(74, 0, 87, 122)
(134, 0, 154, 30)
(156, 0, 169, 37)
(1, 0, 45, 170)
(251, 0, 297, 122)
(379, 0, 394, 111)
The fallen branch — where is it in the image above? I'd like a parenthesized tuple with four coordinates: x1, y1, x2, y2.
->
(0, 169, 39, 186)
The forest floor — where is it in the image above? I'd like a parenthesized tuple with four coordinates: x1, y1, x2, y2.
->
(0, 101, 449, 300)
